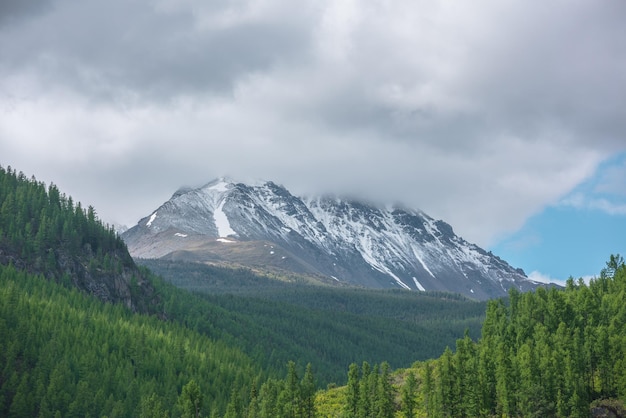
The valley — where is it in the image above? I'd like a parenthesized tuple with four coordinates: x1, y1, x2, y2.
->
(1, 165, 624, 417)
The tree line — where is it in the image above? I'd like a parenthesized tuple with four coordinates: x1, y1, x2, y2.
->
(428, 255, 626, 417)
(315, 255, 626, 417)
(0, 166, 132, 271)
(4, 163, 625, 416)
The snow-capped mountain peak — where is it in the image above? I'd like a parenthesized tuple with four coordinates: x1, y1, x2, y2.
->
(122, 178, 537, 300)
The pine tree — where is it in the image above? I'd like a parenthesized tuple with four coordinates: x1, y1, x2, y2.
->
(358, 361, 373, 418)
(139, 393, 169, 418)
(375, 362, 394, 418)
(401, 371, 416, 418)
(439, 347, 456, 417)
(345, 363, 360, 418)
(300, 363, 316, 418)
(421, 362, 435, 418)
(259, 378, 280, 418)
(177, 380, 203, 418)
(224, 387, 243, 418)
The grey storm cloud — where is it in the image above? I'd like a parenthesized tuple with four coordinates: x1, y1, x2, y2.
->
(0, 0, 625, 245)
(0, 0, 313, 100)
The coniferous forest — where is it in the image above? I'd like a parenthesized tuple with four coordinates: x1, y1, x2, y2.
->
(317, 258, 626, 417)
(1, 164, 626, 417)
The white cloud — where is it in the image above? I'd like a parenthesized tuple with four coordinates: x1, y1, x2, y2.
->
(528, 271, 566, 286)
(1, 0, 625, 245)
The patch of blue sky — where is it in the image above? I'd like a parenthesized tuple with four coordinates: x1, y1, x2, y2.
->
(491, 152, 626, 284)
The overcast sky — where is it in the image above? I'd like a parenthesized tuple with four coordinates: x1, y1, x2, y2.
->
(1, 0, 625, 280)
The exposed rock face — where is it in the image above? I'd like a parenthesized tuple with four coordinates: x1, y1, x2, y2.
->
(123, 178, 539, 300)
(1, 243, 159, 314)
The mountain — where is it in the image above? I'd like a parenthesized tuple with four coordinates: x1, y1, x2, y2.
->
(0, 164, 487, 416)
(122, 177, 538, 300)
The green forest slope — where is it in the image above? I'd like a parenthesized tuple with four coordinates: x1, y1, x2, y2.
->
(7, 164, 622, 417)
(142, 258, 486, 383)
(314, 256, 626, 417)
(0, 263, 260, 417)
(0, 166, 160, 314)
(0, 165, 485, 416)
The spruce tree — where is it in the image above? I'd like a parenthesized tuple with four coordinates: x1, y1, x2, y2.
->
(375, 362, 394, 418)
(401, 371, 416, 418)
(345, 363, 360, 418)
(177, 380, 203, 418)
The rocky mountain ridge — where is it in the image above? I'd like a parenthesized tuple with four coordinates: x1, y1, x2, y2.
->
(122, 178, 539, 300)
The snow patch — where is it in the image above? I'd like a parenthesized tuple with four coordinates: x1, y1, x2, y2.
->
(146, 212, 157, 227)
(175, 233, 188, 238)
(330, 275, 339, 281)
(412, 277, 426, 291)
(214, 200, 236, 237)
(411, 247, 435, 278)
(216, 238, 235, 243)
(270, 251, 275, 255)
(470, 288, 474, 293)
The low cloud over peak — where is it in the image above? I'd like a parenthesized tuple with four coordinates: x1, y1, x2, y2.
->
(1, 0, 625, 250)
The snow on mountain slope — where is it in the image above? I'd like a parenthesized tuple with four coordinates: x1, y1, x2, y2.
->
(122, 178, 538, 300)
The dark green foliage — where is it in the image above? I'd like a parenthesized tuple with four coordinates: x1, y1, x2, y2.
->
(0, 165, 158, 313)
(318, 255, 626, 417)
(141, 258, 486, 385)
(233, 362, 318, 418)
(178, 380, 203, 418)
(301, 364, 317, 418)
(9, 164, 626, 417)
(0, 166, 131, 268)
(341, 362, 396, 418)
(400, 371, 416, 418)
(346, 363, 360, 417)
(0, 263, 261, 417)
(375, 362, 394, 418)
(420, 255, 626, 417)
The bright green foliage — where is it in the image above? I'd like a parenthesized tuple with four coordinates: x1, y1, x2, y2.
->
(178, 380, 204, 418)
(140, 393, 169, 418)
(301, 364, 317, 418)
(314, 256, 626, 418)
(374, 362, 394, 418)
(400, 371, 416, 418)
(332, 361, 398, 418)
(5, 164, 626, 417)
(0, 264, 260, 417)
(422, 255, 626, 417)
(421, 362, 435, 418)
(345, 363, 360, 417)
(235, 362, 318, 418)
(357, 362, 374, 418)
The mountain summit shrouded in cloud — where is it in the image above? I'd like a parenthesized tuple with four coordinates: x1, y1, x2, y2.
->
(0, 0, 624, 280)
(122, 178, 538, 300)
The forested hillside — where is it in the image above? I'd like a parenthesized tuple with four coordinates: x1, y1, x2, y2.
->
(6, 163, 623, 417)
(0, 166, 159, 313)
(314, 256, 626, 417)
(141, 258, 486, 383)
(0, 164, 485, 416)
(0, 263, 262, 417)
